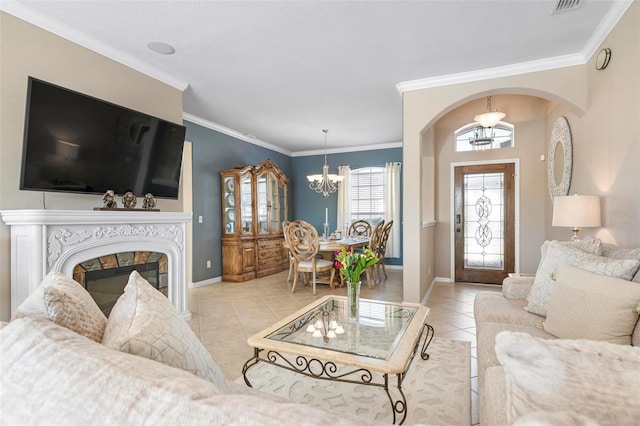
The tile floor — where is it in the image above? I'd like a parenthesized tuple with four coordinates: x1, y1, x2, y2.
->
(186, 269, 501, 425)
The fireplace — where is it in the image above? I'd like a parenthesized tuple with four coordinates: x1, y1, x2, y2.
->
(1, 209, 192, 319)
(73, 251, 167, 316)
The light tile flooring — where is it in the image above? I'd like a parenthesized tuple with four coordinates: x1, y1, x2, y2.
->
(186, 269, 501, 425)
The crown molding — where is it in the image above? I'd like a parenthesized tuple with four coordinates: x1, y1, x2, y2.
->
(0, 2, 189, 91)
(395, 54, 585, 94)
(182, 113, 292, 156)
(580, 0, 633, 62)
(396, 0, 634, 95)
(290, 142, 403, 157)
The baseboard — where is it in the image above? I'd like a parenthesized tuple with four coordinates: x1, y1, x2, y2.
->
(420, 276, 438, 305)
(435, 276, 453, 283)
(384, 264, 403, 270)
(190, 276, 222, 288)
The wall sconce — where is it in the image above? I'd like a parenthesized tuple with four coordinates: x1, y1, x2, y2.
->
(552, 194, 601, 241)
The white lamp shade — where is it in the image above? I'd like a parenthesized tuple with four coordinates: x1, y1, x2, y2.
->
(552, 195, 601, 228)
(474, 111, 505, 128)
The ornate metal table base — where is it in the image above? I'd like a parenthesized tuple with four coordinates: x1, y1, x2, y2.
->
(242, 322, 435, 425)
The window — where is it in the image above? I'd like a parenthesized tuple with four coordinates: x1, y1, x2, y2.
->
(455, 122, 514, 152)
(350, 167, 385, 224)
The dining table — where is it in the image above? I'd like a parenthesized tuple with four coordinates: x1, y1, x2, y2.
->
(282, 235, 370, 288)
(317, 236, 370, 287)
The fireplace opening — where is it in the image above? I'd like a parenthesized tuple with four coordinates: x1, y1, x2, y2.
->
(86, 262, 159, 316)
(73, 251, 168, 316)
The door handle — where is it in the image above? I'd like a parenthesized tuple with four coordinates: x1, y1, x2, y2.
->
(456, 227, 461, 233)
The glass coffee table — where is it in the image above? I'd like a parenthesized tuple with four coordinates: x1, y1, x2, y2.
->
(242, 296, 433, 424)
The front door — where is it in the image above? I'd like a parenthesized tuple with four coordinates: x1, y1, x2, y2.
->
(454, 163, 515, 284)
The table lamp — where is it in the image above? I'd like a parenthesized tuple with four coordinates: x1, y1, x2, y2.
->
(552, 194, 601, 241)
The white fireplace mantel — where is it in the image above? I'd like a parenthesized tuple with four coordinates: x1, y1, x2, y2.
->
(1, 209, 193, 319)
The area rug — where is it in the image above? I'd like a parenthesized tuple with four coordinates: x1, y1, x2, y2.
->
(235, 337, 470, 425)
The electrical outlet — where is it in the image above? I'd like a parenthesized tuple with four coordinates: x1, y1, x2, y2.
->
(198, 215, 203, 223)
(206, 260, 211, 268)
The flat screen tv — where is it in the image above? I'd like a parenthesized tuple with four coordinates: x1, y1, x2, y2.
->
(20, 77, 186, 199)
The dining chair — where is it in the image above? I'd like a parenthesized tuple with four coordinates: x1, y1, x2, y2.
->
(365, 220, 385, 286)
(282, 221, 294, 282)
(286, 220, 335, 295)
(348, 220, 372, 237)
(377, 220, 394, 280)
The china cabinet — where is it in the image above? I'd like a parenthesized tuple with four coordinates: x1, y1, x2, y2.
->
(220, 159, 288, 281)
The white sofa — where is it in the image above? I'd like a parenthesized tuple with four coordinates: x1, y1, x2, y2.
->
(0, 271, 371, 425)
(473, 240, 640, 425)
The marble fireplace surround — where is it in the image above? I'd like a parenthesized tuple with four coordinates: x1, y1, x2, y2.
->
(1, 209, 192, 319)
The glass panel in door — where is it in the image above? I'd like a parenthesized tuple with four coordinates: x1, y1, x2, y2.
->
(278, 182, 286, 230)
(454, 163, 515, 284)
(269, 175, 279, 233)
(257, 173, 268, 234)
(240, 174, 253, 235)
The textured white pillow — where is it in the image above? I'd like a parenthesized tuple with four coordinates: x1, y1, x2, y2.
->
(102, 271, 228, 393)
(543, 265, 640, 344)
(539, 237, 602, 264)
(12, 271, 107, 342)
(495, 331, 640, 425)
(601, 243, 640, 283)
(525, 242, 640, 316)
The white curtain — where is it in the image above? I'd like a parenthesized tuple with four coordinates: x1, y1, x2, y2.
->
(336, 165, 351, 235)
(385, 162, 402, 258)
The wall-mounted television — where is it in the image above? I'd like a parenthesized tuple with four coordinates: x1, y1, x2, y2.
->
(20, 77, 186, 199)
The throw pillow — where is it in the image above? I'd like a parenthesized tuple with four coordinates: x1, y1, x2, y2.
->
(102, 271, 228, 393)
(601, 243, 640, 283)
(539, 237, 602, 264)
(12, 271, 107, 342)
(543, 265, 640, 344)
(495, 331, 640, 425)
(525, 242, 640, 316)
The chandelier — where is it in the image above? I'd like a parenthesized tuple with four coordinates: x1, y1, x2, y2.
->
(474, 96, 505, 128)
(306, 129, 344, 198)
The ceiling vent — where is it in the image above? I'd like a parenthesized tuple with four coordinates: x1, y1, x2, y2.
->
(552, 0, 582, 14)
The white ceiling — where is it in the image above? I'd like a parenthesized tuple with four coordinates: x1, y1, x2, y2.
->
(1, 0, 631, 155)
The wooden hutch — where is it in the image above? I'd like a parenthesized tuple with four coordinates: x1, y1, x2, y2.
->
(220, 159, 288, 282)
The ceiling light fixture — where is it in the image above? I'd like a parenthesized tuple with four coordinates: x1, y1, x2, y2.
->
(474, 96, 505, 128)
(147, 41, 175, 55)
(306, 129, 344, 198)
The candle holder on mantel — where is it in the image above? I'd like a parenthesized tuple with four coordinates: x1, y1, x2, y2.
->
(323, 222, 330, 239)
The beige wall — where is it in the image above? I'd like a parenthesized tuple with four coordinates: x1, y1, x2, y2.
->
(402, 2, 638, 302)
(433, 95, 549, 278)
(0, 13, 185, 321)
(544, 3, 640, 248)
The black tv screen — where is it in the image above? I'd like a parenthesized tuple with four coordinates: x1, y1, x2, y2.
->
(20, 77, 186, 199)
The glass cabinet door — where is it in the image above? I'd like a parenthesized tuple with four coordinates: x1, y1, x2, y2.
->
(257, 172, 268, 234)
(278, 182, 286, 230)
(222, 176, 235, 234)
(240, 173, 253, 235)
(269, 174, 280, 233)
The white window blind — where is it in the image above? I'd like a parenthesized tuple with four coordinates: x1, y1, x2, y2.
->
(350, 167, 385, 224)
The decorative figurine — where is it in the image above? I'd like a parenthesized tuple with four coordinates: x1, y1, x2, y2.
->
(142, 193, 157, 210)
(122, 191, 137, 209)
(102, 190, 117, 209)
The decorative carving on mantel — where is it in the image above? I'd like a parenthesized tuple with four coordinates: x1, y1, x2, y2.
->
(47, 224, 184, 266)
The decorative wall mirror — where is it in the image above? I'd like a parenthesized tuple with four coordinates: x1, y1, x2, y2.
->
(547, 116, 573, 201)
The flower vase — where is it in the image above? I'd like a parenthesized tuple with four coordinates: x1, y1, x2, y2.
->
(346, 281, 361, 322)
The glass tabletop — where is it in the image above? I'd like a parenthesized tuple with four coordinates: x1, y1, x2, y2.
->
(266, 297, 417, 360)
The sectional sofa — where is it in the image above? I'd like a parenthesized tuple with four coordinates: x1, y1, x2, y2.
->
(474, 240, 640, 425)
(0, 270, 370, 425)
